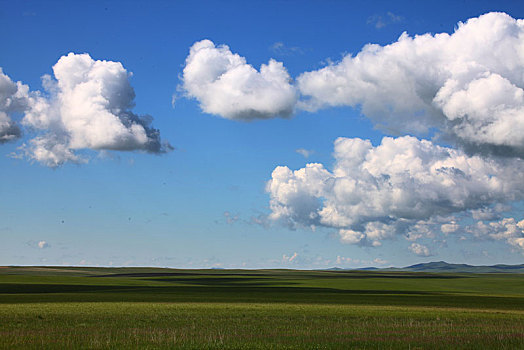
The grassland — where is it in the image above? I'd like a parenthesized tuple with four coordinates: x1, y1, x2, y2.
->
(1, 266, 523, 349)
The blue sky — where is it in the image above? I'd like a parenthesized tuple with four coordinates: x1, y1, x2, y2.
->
(1, 0, 523, 268)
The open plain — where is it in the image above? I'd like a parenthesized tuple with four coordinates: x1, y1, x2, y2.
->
(1, 266, 523, 349)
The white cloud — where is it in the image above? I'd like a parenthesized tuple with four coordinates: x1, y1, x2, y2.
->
(441, 221, 459, 234)
(17, 53, 171, 167)
(336, 256, 354, 265)
(297, 12, 524, 156)
(0, 68, 30, 143)
(267, 135, 524, 245)
(471, 218, 524, 252)
(404, 220, 438, 241)
(270, 42, 303, 56)
(22, 136, 86, 167)
(409, 242, 431, 257)
(178, 13, 523, 158)
(37, 240, 49, 249)
(471, 207, 500, 221)
(295, 148, 313, 158)
(339, 229, 366, 245)
(367, 12, 403, 29)
(373, 258, 388, 265)
(181, 39, 298, 120)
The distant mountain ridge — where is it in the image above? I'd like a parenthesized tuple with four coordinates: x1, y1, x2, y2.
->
(395, 261, 524, 273)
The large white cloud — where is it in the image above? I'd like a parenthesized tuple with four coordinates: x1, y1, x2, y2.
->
(20, 53, 171, 167)
(297, 12, 524, 156)
(267, 136, 524, 246)
(181, 39, 298, 120)
(470, 218, 524, 252)
(0, 68, 29, 143)
(408, 243, 431, 257)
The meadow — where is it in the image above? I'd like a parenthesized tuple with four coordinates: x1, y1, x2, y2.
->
(1, 266, 523, 349)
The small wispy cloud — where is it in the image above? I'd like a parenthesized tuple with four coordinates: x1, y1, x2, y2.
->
(270, 42, 304, 56)
(367, 11, 403, 29)
(336, 256, 355, 265)
(224, 211, 239, 225)
(295, 148, 313, 158)
(26, 240, 50, 249)
(373, 258, 388, 265)
(282, 252, 298, 263)
(249, 213, 270, 228)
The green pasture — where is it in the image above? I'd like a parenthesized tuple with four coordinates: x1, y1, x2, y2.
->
(1, 266, 523, 349)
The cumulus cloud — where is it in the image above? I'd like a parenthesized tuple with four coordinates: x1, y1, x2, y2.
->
(471, 218, 524, 252)
(471, 207, 501, 221)
(441, 221, 459, 234)
(267, 135, 524, 245)
(181, 39, 298, 120)
(298, 12, 524, 156)
(179, 13, 524, 157)
(9, 53, 171, 167)
(404, 219, 440, 241)
(409, 242, 431, 257)
(0, 68, 30, 143)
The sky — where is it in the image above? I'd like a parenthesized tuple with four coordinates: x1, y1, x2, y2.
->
(1, 0, 523, 269)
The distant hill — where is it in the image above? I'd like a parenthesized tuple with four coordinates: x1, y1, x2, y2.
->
(396, 261, 524, 273)
(324, 261, 524, 273)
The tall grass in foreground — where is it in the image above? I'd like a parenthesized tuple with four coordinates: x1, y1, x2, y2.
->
(1, 302, 523, 349)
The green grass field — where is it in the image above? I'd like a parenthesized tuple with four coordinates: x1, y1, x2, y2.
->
(1, 266, 523, 349)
